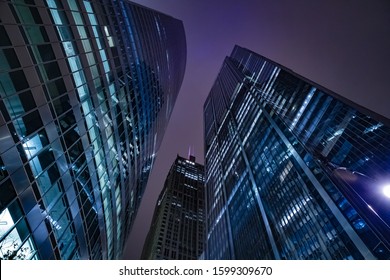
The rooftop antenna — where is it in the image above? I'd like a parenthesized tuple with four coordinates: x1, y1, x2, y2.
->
(188, 145, 196, 162)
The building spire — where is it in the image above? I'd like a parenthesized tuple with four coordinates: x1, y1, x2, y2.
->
(188, 145, 196, 162)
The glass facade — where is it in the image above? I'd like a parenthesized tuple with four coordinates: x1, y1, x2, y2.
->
(0, 0, 186, 259)
(142, 155, 205, 260)
(204, 45, 390, 260)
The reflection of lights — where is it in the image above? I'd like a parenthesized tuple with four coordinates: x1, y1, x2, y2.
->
(383, 185, 390, 198)
(368, 204, 380, 216)
(364, 123, 383, 134)
(280, 197, 312, 227)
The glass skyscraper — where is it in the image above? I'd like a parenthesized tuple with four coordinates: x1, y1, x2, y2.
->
(142, 155, 205, 260)
(0, 0, 186, 259)
(204, 45, 390, 260)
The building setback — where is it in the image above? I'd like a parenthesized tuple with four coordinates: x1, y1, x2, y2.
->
(204, 45, 390, 260)
(142, 155, 205, 260)
(0, 0, 186, 259)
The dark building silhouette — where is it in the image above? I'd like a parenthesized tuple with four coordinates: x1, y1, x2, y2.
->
(142, 155, 205, 260)
(204, 45, 390, 260)
(0, 0, 186, 259)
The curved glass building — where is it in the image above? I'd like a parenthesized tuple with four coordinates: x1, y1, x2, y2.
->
(0, 0, 186, 259)
(204, 46, 390, 259)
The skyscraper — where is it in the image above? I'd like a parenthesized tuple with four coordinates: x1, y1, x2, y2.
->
(0, 0, 186, 260)
(142, 155, 205, 260)
(204, 45, 390, 260)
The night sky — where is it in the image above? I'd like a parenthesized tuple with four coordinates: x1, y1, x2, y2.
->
(122, 0, 390, 259)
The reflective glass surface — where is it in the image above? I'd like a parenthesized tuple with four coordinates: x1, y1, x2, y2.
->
(0, 0, 186, 259)
(204, 46, 390, 260)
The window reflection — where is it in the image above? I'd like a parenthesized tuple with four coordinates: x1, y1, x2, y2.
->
(0, 202, 37, 260)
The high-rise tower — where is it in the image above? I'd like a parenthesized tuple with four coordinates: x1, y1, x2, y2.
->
(0, 0, 186, 259)
(204, 45, 390, 260)
(142, 155, 205, 260)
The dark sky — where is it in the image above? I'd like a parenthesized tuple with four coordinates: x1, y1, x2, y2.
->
(122, 0, 390, 259)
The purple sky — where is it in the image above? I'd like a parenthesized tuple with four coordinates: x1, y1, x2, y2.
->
(122, 0, 390, 259)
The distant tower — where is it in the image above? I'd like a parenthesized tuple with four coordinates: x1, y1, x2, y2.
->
(142, 155, 205, 260)
(204, 45, 390, 260)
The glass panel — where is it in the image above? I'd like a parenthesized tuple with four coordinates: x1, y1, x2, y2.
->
(44, 62, 61, 80)
(7, 199, 23, 225)
(0, 179, 17, 211)
(14, 4, 37, 24)
(10, 70, 29, 92)
(0, 200, 35, 259)
(0, 157, 8, 182)
(0, 227, 21, 259)
(17, 237, 36, 260)
(24, 26, 49, 44)
(59, 111, 76, 133)
(37, 44, 55, 62)
(42, 182, 62, 209)
(46, 79, 67, 99)
(81, 39, 92, 52)
(67, 0, 79, 11)
(15, 218, 29, 241)
(49, 9, 68, 25)
(0, 26, 11, 46)
(76, 25, 87, 38)
(36, 165, 60, 194)
(86, 52, 95, 66)
(67, 55, 83, 72)
(37, 149, 55, 171)
(46, 0, 64, 9)
(4, 95, 24, 119)
(72, 70, 86, 87)
(22, 133, 46, 160)
(0, 207, 16, 240)
(19, 90, 36, 112)
(0, 73, 15, 98)
(57, 26, 73, 41)
(0, 49, 20, 71)
(52, 95, 71, 116)
(13, 110, 43, 137)
(4, 90, 36, 119)
(63, 41, 76, 56)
